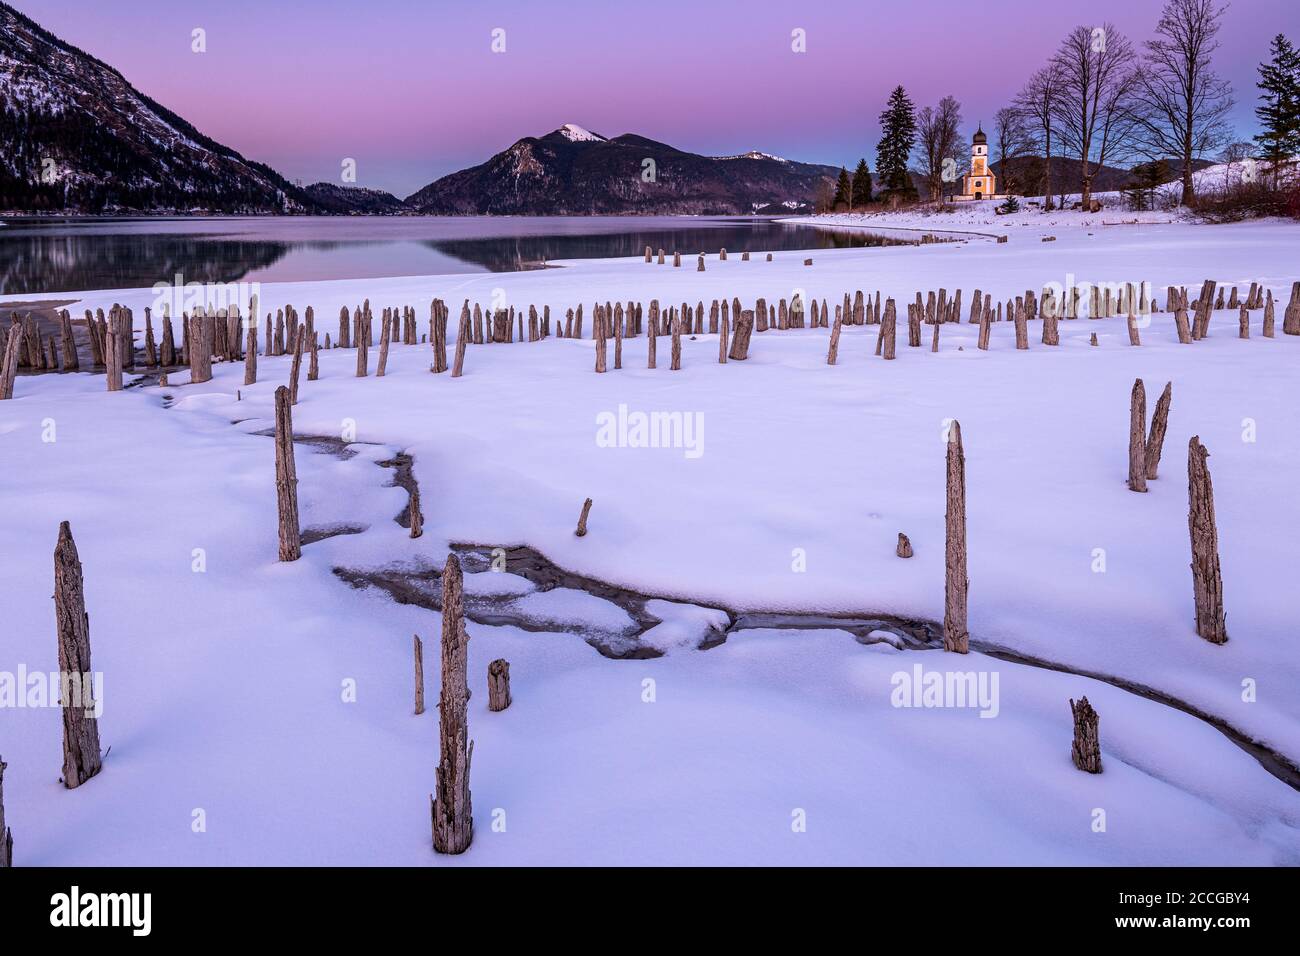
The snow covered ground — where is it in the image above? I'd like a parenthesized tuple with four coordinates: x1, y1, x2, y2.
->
(2, 215, 1299, 865)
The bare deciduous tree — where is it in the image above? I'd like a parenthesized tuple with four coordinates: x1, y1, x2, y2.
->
(917, 95, 965, 203)
(993, 106, 1033, 195)
(1015, 64, 1065, 209)
(1131, 0, 1234, 205)
(1052, 23, 1142, 206)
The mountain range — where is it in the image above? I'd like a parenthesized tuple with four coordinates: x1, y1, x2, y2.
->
(0, 2, 1201, 216)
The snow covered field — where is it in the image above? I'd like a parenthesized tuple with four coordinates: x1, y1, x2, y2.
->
(2, 214, 1299, 865)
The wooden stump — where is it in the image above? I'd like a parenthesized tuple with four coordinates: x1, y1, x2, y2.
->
(944, 421, 969, 654)
(1127, 378, 1148, 493)
(487, 659, 512, 712)
(1144, 382, 1172, 481)
(826, 311, 842, 365)
(1069, 697, 1102, 773)
(377, 312, 392, 376)
(452, 313, 469, 378)
(413, 634, 425, 716)
(409, 482, 424, 539)
(728, 311, 753, 361)
(54, 522, 103, 789)
(896, 533, 913, 558)
(1174, 309, 1192, 344)
(0, 324, 21, 400)
(60, 310, 79, 371)
(717, 308, 728, 364)
(1280, 281, 1300, 334)
(697, 254, 705, 272)
(432, 554, 473, 855)
(1238, 305, 1250, 339)
(1187, 437, 1228, 644)
(274, 386, 302, 562)
(1013, 302, 1028, 350)
(105, 330, 123, 391)
(289, 324, 305, 404)
(575, 497, 593, 537)
(308, 335, 319, 381)
(0, 755, 10, 866)
(1263, 291, 1275, 338)
(244, 326, 258, 385)
(671, 311, 682, 370)
(882, 299, 897, 360)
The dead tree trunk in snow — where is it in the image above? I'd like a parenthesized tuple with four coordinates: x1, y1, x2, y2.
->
(896, 533, 913, 558)
(413, 635, 425, 716)
(575, 498, 593, 537)
(244, 326, 258, 386)
(274, 386, 302, 562)
(1128, 379, 1148, 493)
(487, 659, 511, 712)
(728, 311, 753, 360)
(289, 325, 305, 405)
(54, 522, 103, 789)
(882, 299, 897, 360)
(0, 755, 10, 866)
(1263, 291, 1275, 338)
(432, 554, 473, 855)
(1283, 282, 1300, 335)
(1187, 437, 1228, 644)
(1070, 697, 1102, 773)
(1144, 382, 1172, 481)
(944, 421, 969, 654)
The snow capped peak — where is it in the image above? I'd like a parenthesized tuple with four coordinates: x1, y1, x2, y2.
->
(556, 123, 605, 143)
(719, 150, 789, 163)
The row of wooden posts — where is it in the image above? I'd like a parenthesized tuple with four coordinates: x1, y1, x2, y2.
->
(4, 276, 1298, 400)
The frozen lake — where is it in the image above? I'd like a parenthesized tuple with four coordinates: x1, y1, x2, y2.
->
(0, 215, 920, 295)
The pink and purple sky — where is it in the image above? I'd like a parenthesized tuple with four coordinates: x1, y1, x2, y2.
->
(16, 0, 1297, 197)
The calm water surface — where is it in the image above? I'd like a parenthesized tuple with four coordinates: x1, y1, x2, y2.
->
(0, 216, 922, 295)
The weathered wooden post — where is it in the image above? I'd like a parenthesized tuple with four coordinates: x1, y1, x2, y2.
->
(575, 498, 593, 537)
(826, 309, 843, 365)
(1128, 379, 1148, 493)
(409, 481, 424, 539)
(1014, 301, 1029, 350)
(1174, 308, 1192, 344)
(377, 312, 392, 377)
(1263, 290, 1275, 338)
(595, 306, 607, 373)
(1192, 280, 1216, 339)
(274, 386, 301, 562)
(0, 755, 10, 866)
(308, 335, 319, 382)
(60, 310, 80, 370)
(452, 312, 469, 378)
(671, 310, 682, 370)
(896, 533, 913, 558)
(882, 299, 897, 360)
(1144, 382, 1172, 480)
(1238, 305, 1250, 339)
(0, 326, 21, 400)
(1069, 697, 1102, 773)
(1188, 437, 1228, 644)
(944, 420, 969, 654)
(54, 522, 103, 788)
(289, 325, 305, 404)
(728, 311, 754, 360)
(488, 659, 511, 712)
(244, 325, 258, 385)
(105, 328, 124, 391)
(432, 554, 473, 855)
(697, 254, 705, 272)
(414, 634, 425, 716)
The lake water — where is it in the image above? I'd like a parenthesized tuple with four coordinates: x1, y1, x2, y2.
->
(0, 216, 921, 295)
